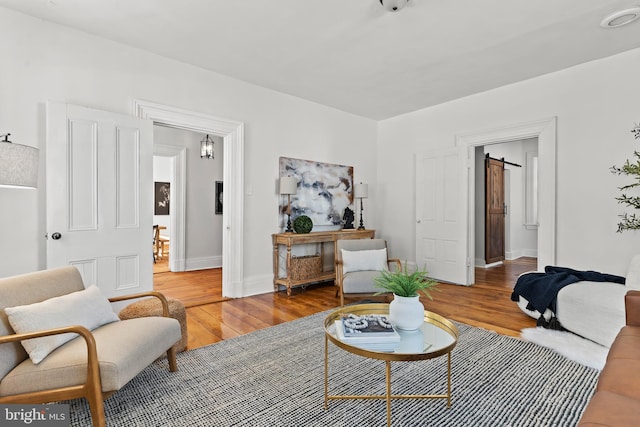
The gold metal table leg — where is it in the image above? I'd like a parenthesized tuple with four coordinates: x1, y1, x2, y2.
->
(386, 360, 392, 427)
(324, 335, 329, 409)
(324, 341, 453, 425)
(447, 351, 452, 408)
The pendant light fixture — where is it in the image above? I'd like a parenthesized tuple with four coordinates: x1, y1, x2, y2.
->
(200, 134, 214, 159)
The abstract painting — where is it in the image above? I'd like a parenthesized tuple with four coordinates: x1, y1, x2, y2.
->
(279, 157, 354, 231)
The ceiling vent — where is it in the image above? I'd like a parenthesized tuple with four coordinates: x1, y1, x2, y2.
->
(600, 7, 640, 28)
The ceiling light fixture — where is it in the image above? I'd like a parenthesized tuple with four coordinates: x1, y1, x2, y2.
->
(200, 134, 214, 159)
(600, 7, 640, 28)
(379, 0, 409, 13)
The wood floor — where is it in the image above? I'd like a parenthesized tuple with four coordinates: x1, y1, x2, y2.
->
(153, 257, 537, 350)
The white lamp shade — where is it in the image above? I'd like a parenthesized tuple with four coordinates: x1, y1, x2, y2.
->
(0, 142, 39, 188)
(354, 183, 368, 198)
(279, 176, 298, 195)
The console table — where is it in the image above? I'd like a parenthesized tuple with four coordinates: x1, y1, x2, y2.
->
(272, 229, 375, 296)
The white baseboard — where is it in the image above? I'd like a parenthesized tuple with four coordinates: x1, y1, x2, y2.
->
(475, 259, 503, 268)
(185, 255, 222, 271)
(506, 249, 538, 260)
(241, 274, 276, 297)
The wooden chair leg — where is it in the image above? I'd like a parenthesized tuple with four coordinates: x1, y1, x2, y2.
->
(85, 385, 106, 427)
(167, 347, 178, 372)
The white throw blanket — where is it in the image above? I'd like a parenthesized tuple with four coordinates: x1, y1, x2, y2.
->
(521, 327, 608, 370)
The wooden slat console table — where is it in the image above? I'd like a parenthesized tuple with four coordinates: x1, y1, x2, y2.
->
(272, 229, 375, 296)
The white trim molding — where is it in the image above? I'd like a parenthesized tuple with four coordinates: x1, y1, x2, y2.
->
(153, 144, 187, 272)
(133, 99, 245, 298)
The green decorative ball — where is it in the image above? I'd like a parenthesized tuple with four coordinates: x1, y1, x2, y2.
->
(293, 215, 313, 234)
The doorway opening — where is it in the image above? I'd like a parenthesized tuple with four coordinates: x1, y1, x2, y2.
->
(475, 138, 539, 270)
(134, 100, 245, 299)
(151, 126, 226, 306)
(457, 117, 556, 285)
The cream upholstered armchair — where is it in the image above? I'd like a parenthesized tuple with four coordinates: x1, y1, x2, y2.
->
(335, 239, 402, 306)
(0, 266, 181, 427)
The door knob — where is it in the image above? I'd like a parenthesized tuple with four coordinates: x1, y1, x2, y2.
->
(51, 232, 62, 240)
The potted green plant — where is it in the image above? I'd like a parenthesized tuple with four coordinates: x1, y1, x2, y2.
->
(374, 263, 438, 330)
(611, 122, 640, 232)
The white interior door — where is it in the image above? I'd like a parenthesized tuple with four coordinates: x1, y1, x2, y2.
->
(415, 147, 470, 285)
(46, 102, 153, 298)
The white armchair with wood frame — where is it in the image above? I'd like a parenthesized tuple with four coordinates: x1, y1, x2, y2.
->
(0, 266, 181, 427)
(335, 239, 402, 306)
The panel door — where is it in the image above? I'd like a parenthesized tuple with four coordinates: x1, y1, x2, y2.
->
(415, 147, 470, 285)
(46, 102, 153, 297)
(485, 157, 505, 264)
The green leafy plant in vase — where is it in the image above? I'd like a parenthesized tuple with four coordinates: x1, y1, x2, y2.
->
(374, 263, 438, 330)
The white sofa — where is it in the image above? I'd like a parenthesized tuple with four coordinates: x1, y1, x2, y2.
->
(516, 254, 640, 348)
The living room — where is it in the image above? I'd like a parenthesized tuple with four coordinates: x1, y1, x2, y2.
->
(1, 2, 638, 287)
(1, 1, 640, 425)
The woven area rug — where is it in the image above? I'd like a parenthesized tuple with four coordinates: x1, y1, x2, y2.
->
(68, 311, 598, 427)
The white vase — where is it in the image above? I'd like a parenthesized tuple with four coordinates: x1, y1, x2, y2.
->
(389, 294, 425, 331)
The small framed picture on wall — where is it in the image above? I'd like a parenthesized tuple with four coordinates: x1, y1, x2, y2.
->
(215, 181, 223, 214)
(155, 182, 170, 215)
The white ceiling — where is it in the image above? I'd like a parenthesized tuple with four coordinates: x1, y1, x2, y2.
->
(2, 0, 640, 120)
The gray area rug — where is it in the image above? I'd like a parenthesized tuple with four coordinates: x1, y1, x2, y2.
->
(68, 311, 598, 426)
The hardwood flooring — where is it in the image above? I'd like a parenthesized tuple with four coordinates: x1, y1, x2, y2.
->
(154, 257, 537, 351)
(154, 266, 230, 307)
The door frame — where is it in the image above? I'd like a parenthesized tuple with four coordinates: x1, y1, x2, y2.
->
(456, 117, 556, 284)
(133, 100, 244, 298)
(153, 144, 186, 272)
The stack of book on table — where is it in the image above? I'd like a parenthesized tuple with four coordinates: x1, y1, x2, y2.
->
(335, 313, 400, 352)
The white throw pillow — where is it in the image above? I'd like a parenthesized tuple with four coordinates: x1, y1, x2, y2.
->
(341, 248, 388, 274)
(626, 254, 640, 291)
(5, 285, 120, 364)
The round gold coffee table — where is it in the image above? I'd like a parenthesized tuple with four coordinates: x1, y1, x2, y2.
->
(323, 303, 459, 427)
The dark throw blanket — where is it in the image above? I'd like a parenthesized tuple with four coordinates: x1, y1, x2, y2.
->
(511, 266, 625, 329)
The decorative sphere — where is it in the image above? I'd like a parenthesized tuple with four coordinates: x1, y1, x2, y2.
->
(293, 215, 313, 234)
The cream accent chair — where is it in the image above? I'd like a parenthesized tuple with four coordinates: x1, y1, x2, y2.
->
(335, 239, 401, 306)
(0, 266, 181, 427)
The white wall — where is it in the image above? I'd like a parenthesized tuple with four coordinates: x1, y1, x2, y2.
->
(0, 8, 378, 292)
(377, 48, 640, 277)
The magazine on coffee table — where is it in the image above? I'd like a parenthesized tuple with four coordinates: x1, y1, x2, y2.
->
(334, 320, 400, 352)
(340, 313, 398, 337)
(334, 314, 400, 351)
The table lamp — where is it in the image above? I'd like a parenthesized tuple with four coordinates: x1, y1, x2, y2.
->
(354, 182, 368, 230)
(279, 176, 298, 233)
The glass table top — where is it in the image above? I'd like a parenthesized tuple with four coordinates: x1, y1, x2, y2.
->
(324, 303, 459, 361)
